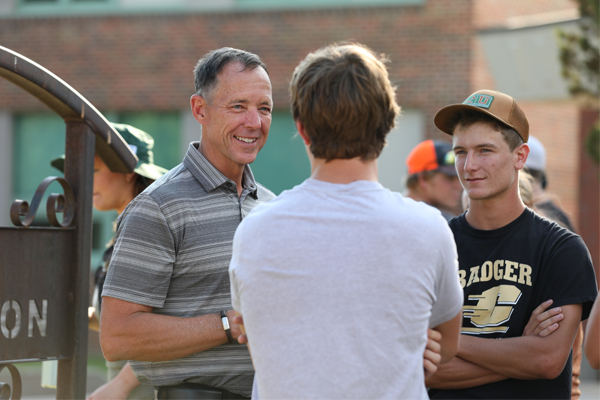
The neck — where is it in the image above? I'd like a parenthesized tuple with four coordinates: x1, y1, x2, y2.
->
(405, 188, 424, 202)
(466, 190, 525, 230)
(310, 157, 378, 184)
(197, 141, 245, 195)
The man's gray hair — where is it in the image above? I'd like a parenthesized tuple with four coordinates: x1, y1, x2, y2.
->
(193, 47, 268, 101)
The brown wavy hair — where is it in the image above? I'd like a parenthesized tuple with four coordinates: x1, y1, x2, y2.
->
(290, 43, 400, 161)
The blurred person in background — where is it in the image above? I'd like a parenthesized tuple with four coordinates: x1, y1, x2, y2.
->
(584, 296, 599, 370)
(52, 123, 168, 400)
(524, 135, 575, 231)
(405, 140, 463, 220)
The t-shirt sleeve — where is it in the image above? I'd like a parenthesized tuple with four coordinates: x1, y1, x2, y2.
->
(429, 223, 464, 328)
(102, 193, 176, 308)
(536, 234, 597, 320)
(229, 220, 245, 313)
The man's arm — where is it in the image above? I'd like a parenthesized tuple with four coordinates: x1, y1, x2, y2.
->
(459, 303, 582, 380)
(432, 311, 462, 363)
(426, 299, 566, 389)
(584, 296, 599, 369)
(426, 355, 506, 389)
(100, 297, 241, 362)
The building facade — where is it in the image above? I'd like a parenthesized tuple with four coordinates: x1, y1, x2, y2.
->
(0, 0, 597, 276)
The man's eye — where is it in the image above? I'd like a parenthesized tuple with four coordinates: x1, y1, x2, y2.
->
(260, 107, 271, 113)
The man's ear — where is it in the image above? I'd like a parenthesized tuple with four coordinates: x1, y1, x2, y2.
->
(515, 143, 530, 170)
(295, 120, 311, 145)
(191, 95, 207, 124)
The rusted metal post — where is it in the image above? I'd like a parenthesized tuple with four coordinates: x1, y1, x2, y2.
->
(0, 46, 137, 399)
(56, 121, 95, 399)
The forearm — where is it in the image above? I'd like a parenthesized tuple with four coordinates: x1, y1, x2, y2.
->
(459, 335, 571, 380)
(113, 362, 141, 391)
(101, 310, 228, 362)
(425, 356, 506, 390)
(584, 299, 599, 369)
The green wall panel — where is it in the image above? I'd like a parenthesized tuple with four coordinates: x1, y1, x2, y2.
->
(117, 112, 182, 170)
(250, 111, 310, 195)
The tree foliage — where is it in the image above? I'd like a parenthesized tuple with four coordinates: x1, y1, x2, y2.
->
(557, 0, 599, 164)
(557, 0, 599, 98)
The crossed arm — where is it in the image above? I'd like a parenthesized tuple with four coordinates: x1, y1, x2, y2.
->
(100, 296, 241, 362)
(426, 300, 580, 389)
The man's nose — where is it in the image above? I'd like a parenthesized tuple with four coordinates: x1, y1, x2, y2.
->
(244, 108, 261, 130)
(463, 153, 477, 172)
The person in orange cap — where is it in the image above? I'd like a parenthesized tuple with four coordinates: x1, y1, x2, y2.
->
(405, 140, 464, 220)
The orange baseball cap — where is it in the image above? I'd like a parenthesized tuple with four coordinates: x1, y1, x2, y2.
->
(406, 140, 456, 176)
(433, 89, 529, 142)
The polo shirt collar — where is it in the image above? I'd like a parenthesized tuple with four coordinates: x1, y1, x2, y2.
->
(183, 142, 258, 197)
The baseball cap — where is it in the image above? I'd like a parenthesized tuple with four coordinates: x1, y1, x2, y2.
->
(525, 135, 546, 171)
(433, 89, 529, 143)
(51, 123, 169, 181)
(406, 140, 456, 176)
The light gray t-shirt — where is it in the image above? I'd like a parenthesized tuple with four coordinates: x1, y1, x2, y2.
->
(230, 179, 463, 400)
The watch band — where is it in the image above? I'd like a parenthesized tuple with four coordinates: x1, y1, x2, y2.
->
(220, 310, 234, 344)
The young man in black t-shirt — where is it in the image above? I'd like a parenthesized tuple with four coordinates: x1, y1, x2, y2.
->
(426, 90, 597, 399)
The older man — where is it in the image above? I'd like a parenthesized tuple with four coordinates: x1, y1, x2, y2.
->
(100, 47, 275, 398)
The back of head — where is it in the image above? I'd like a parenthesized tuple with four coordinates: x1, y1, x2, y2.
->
(289, 43, 400, 161)
(194, 47, 268, 101)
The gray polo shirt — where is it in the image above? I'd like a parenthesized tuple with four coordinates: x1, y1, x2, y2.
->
(102, 142, 275, 394)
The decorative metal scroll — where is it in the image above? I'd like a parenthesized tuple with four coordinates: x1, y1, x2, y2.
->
(0, 363, 22, 400)
(10, 177, 75, 228)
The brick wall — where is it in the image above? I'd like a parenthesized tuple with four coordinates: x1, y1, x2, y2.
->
(473, 0, 578, 30)
(520, 101, 581, 225)
(0, 1, 474, 139)
(579, 109, 599, 275)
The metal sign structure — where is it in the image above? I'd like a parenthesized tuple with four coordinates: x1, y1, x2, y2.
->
(0, 46, 137, 399)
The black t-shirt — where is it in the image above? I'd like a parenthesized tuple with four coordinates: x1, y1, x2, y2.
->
(429, 208, 597, 399)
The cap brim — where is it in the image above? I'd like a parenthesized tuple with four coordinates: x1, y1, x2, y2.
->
(434, 104, 520, 136)
(50, 156, 65, 173)
(436, 165, 457, 176)
(134, 163, 169, 181)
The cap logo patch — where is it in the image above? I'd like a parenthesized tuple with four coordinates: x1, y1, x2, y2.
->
(443, 151, 455, 165)
(128, 144, 138, 155)
(463, 94, 494, 109)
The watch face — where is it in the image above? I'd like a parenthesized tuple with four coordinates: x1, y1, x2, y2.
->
(222, 316, 230, 330)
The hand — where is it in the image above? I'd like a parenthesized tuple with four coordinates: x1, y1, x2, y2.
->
(522, 299, 563, 337)
(232, 314, 248, 344)
(87, 362, 139, 400)
(424, 329, 442, 380)
(87, 379, 130, 400)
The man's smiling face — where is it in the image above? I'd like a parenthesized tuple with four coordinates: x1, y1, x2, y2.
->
(199, 61, 273, 178)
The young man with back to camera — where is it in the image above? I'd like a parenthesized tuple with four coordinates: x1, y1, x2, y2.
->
(228, 43, 464, 399)
(426, 90, 597, 399)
